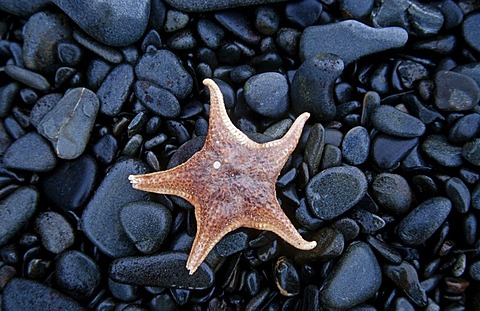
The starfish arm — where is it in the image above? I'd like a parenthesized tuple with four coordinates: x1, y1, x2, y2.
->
(244, 201, 317, 251)
(203, 78, 257, 148)
(262, 112, 310, 169)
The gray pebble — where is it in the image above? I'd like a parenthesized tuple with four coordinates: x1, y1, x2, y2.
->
(445, 177, 471, 213)
(449, 113, 480, 144)
(38, 88, 99, 160)
(165, 0, 284, 12)
(255, 6, 280, 36)
(30, 94, 61, 128)
(341, 126, 370, 165)
(97, 63, 134, 116)
(304, 123, 325, 176)
(244, 72, 289, 118)
(306, 166, 367, 220)
(4, 64, 50, 91)
(473, 182, 480, 210)
(3, 132, 57, 172)
(167, 29, 197, 50)
(109, 252, 214, 289)
(73, 30, 123, 64)
(164, 9, 189, 33)
(197, 19, 224, 49)
(319, 242, 381, 309)
(295, 227, 344, 263)
(215, 231, 249, 257)
(384, 261, 427, 307)
(371, 105, 425, 138)
(0, 121, 12, 156)
(321, 144, 342, 170)
(0, 0, 50, 17)
(120, 201, 172, 254)
(463, 138, 480, 167)
(35, 211, 74, 254)
(422, 135, 463, 167)
(372, 173, 412, 214)
(86, 58, 112, 90)
(300, 20, 408, 64)
(81, 158, 149, 258)
(470, 260, 480, 281)
(0, 187, 38, 246)
(57, 42, 82, 66)
(0, 83, 19, 118)
(214, 11, 261, 45)
(134, 80, 181, 118)
(434, 70, 480, 112)
(53, 0, 150, 46)
(397, 197, 452, 245)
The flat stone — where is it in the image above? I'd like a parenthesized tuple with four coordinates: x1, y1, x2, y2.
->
(463, 138, 480, 167)
(0, 0, 51, 17)
(37, 88, 99, 160)
(445, 177, 471, 213)
(4, 65, 50, 91)
(341, 126, 370, 165)
(372, 173, 412, 214)
(135, 49, 192, 100)
(306, 166, 367, 220)
(30, 93, 62, 128)
(120, 201, 172, 254)
(97, 64, 134, 116)
(244, 72, 289, 118)
(295, 227, 344, 263)
(299, 20, 408, 64)
(434, 70, 480, 112)
(2, 278, 84, 311)
(0, 187, 39, 246)
(371, 105, 425, 138)
(422, 135, 463, 167)
(164, 0, 285, 12)
(3, 132, 57, 172)
(397, 197, 452, 245)
(35, 211, 74, 254)
(214, 11, 261, 45)
(319, 242, 381, 309)
(52, 0, 150, 46)
(72, 30, 123, 64)
(109, 252, 214, 289)
(81, 158, 149, 258)
(134, 80, 181, 118)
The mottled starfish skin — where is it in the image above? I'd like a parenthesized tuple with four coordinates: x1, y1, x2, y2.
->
(129, 79, 317, 274)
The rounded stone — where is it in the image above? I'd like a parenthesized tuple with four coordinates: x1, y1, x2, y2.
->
(35, 212, 75, 254)
(372, 173, 412, 214)
(244, 72, 289, 118)
(341, 126, 370, 165)
(434, 71, 480, 112)
(462, 12, 480, 53)
(371, 105, 425, 138)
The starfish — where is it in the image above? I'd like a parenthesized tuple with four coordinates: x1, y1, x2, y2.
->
(129, 78, 317, 274)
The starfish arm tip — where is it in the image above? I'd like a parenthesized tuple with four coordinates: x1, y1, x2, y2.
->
(304, 240, 317, 250)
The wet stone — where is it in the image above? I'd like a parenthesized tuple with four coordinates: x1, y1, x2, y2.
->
(97, 64, 134, 116)
(37, 88, 99, 160)
(299, 20, 408, 64)
(52, 0, 150, 46)
(445, 177, 471, 213)
(341, 126, 370, 165)
(397, 197, 452, 245)
(135, 49, 192, 100)
(339, 0, 374, 19)
(332, 218, 360, 242)
(274, 256, 300, 296)
(449, 113, 480, 144)
(462, 12, 480, 53)
(215, 231, 249, 257)
(110, 252, 214, 289)
(4, 65, 50, 91)
(304, 123, 324, 176)
(0, 187, 38, 246)
(4, 117, 24, 140)
(135, 80, 181, 118)
(384, 261, 427, 307)
(366, 235, 402, 264)
(244, 73, 289, 118)
(463, 138, 480, 167)
(92, 134, 117, 165)
(197, 19, 224, 49)
(108, 278, 139, 302)
(214, 11, 261, 45)
(35, 211, 74, 254)
(453, 62, 480, 88)
(55, 250, 100, 300)
(319, 242, 381, 309)
(470, 260, 480, 281)
(81, 158, 149, 258)
(167, 29, 197, 50)
(22, 11, 72, 74)
(422, 135, 463, 167)
(285, 0, 322, 28)
(372, 173, 412, 214)
(306, 166, 367, 220)
(120, 201, 172, 254)
(41, 155, 97, 211)
(255, 6, 280, 36)
(165, 0, 284, 12)
(291, 53, 343, 122)
(3, 132, 57, 172)
(371, 105, 425, 138)
(434, 71, 480, 112)
(2, 278, 84, 311)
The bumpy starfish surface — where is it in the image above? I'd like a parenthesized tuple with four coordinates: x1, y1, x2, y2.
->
(129, 79, 317, 274)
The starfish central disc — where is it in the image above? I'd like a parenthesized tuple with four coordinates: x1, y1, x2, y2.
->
(129, 78, 316, 274)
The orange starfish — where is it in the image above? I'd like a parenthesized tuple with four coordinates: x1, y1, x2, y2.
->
(129, 79, 317, 274)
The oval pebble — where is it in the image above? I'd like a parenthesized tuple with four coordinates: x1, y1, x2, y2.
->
(120, 201, 172, 254)
(385, 261, 427, 307)
(341, 126, 370, 165)
(434, 70, 480, 112)
(109, 252, 214, 289)
(244, 72, 289, 118)
(371, 105, 425, 138)
(274, 256, 300, 296)
(463, 138, 480, 167)
(372, 173, 412, 214)
(397, 197, 452, 245)
(449, 113, 480, 144)
(97, 63, 134, 116)
(319, 242, 381, 309)
(3, 132, 57, 172)
(462, 12, 480, 53)
(445, 177, 471, 213)
(35, 212, 74, 254)
(134, 80, 181, 118)
(4, 64, 50, 91)
(2, 278, 83, 311)
(306, 166, 367, 220)
(55, 250, 101, 300)
(0, 187, 39, 246)
(422, 135, 463, 167)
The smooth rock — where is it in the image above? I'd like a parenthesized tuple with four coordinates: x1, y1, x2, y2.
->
(341, 126, 370, 165)
(3, 132, 57, 172)
(37, 88, 99, 160)
(29, 93, 62, 128)
(52, 0, 150, 46)
(306, 166, 367, 220)
(0, 187, 38, 246)
(0, 0, 50, 17)
(0, 122, 12, 156)
(371, 105, 425, 138)
(291, 53, 343, 122)
(384, 261, 427, 307)
(110, 252, 214, 289)
(449, 113, 480, 144)
(422, 135, 463, 167)
(397, 197, 452, 245)
(92, 134, 118, 165)
(164, 0, 285, 12)
(295, 227, 344, 262)
(285, 0, 322, 28)
(462, 12, 480, 53)
(22, 10, 71, 74)
(319, 242, 381, 309)
(2, 278, 84, 311)
(197, 19, 224, 49)
(274, 256, 300, 296)
(135, 49, 192, 100)
(81, 158, 149, 258)
(445, 177, 471, 213)
(434, 70, 480, 112)
(215, 231, 249, 257)
(372, 173, 412, 214)
(244, 72, 289, 118)
(41, 155, 97, 211)
(120, 201, 172, 254)
(4, 65, 50, 91)
(35, 211, 74, 254)
(134, 80, 181, 118)
(463, 138, 480, 167)
(214, 11, 261, 45)
(86, 58, 112, 90)
(72, 30, 123, 63)
(299, 20, 408, 64)
(97, 64, 134, 116)
(0, 83, 19, 118)
(55, 250, 101, 300)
